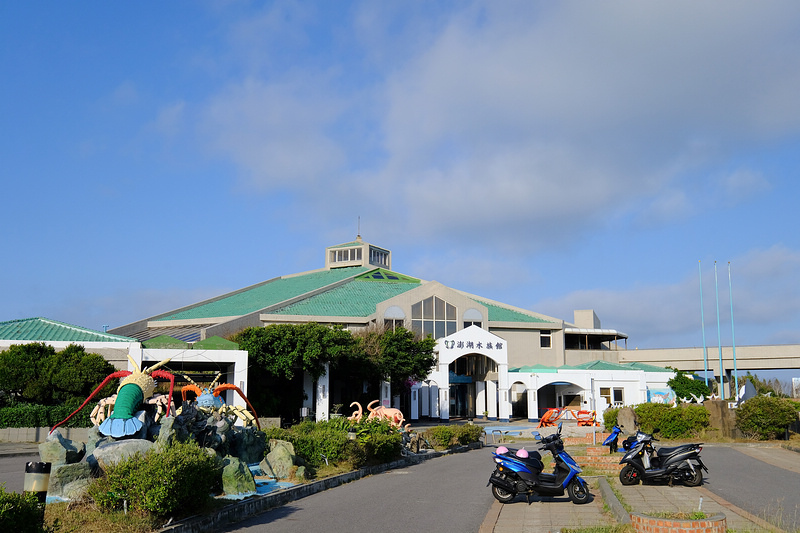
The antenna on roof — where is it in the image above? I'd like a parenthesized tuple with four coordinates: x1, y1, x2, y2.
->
(357, 216, 362, 241)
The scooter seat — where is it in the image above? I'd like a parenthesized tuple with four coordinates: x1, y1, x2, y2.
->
(656, 444, 697, 457)
(500, 450, 543, 470)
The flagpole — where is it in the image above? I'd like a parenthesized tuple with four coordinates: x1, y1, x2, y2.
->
(699, 261, 709, 388)
(728, 262, 739, 399)
(714, 261, 725, 400)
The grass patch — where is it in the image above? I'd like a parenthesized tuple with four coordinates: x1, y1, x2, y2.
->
(562, 525, 634, 533)
(45, 501, 162, 533)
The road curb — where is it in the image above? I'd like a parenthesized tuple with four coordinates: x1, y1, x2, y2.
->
(597, 476, 631, 525)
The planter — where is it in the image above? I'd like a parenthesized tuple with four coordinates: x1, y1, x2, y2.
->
(630, 512, 726, 533)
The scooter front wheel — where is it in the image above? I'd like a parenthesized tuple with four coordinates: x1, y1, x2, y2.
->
(568, 479, 591, 504)
(491, 484, 517, 503)
(620, 464, 641, 485)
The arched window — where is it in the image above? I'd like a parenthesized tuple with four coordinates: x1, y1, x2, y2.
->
(411, 296, 456, 339)
(383, 306, 406, 331)
(463, 308, 483, 329)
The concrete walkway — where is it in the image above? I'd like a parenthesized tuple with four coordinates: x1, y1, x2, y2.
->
(480, 476, 780, 532)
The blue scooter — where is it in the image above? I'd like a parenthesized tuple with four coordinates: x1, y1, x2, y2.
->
(488, 422, 591, 504)
(602, 424, 643, 453)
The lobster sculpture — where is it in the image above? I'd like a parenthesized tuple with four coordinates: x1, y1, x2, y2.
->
(177, 373, 261, 429)
(51, 354, 175, 439)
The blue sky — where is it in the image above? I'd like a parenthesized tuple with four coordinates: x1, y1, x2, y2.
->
(2, 1, 800, 356)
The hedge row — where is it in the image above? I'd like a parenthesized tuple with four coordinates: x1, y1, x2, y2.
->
(603, 403, 710, 439)
(0, 403, 91, 429)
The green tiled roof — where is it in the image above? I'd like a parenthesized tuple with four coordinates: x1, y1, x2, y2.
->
(328, 241, 363, 249)
(0, 318, 136, 343)
(154, 267, 370, 321)
(569, 360, 625, 371)
(272, 279, 420, 317)
(569, 361, 672, 372)
(619, 362, 673, 372)
(510, 364, 559, 373)
(478, 301, 556, 324)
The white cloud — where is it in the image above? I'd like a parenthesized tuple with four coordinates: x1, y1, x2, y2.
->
(112, 81, 138, 105)
(153, 101, 186, 138)
(367, 1, 800, 247)
(202, 77, 347, 191)
(718, 169, 772, 205)
(533, 244, 800, 348)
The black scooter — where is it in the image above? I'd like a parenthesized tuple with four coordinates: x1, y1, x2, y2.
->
(618, 429, 707, 486)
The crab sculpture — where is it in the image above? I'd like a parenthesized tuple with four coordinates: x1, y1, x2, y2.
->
(176, 373, 261, 429)
(51, 354, 175, 439)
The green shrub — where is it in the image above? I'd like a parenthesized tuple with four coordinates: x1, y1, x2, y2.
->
(454, 424, 484, 445)
(603, 404, 708, 439)
(425, 425, 456, 448)
(0, 485, 54, 533)
(736, 396, 799, 440)
(87, 440, 221, 517)
(635, 403, 709, 439)
(363, 433, 402, 462)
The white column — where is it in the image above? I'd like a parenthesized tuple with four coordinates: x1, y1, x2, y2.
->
(498, 363, 510, 422)
(476, 381, 487, 419)
(410, 384, 420, 420)
(430, 384, 440, 418)
(527, 387, 539, 422)
(439, 386, 449, 420)
(380, 381, 391, 407)
(438, 363, 450, 420)
(487, 380, 498, 420)
(315, 364, 329, 422)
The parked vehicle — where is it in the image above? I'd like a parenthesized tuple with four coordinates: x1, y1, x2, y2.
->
(617, 429, 707, 486)
(488, 422, 591, 504)
(603, 424, 645, 453)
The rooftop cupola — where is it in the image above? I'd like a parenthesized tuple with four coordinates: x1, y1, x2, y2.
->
(325, 235, 391, 270)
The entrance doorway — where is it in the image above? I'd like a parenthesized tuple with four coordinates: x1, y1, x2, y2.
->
(449, 383, 474, 418)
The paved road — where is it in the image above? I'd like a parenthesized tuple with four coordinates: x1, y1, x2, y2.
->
(218, 448, 497, 533)
(0, 453, 36, 493)
(700, 445, 800, 531)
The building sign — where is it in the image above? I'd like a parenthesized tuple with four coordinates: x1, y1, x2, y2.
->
(442, 339, 504, 351)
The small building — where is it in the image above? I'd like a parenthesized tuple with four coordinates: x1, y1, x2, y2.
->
(0, 317, 251, 414)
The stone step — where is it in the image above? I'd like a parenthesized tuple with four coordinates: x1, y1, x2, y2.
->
(586, 446, 610, 456)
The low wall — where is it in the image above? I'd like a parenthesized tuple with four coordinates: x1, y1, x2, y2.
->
(0, 418, 283, 443)
(0, 427, 88, 443)
(631, 512, 726, 533)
